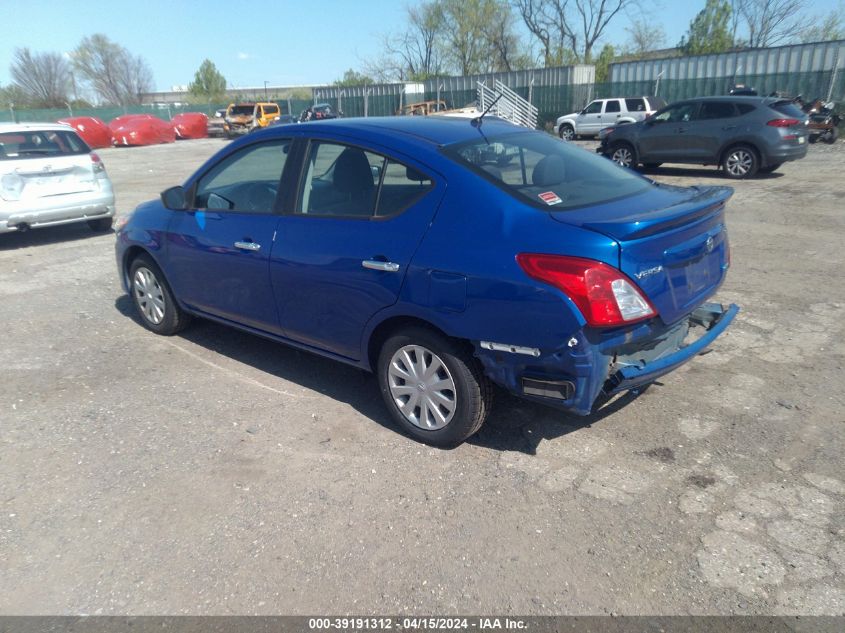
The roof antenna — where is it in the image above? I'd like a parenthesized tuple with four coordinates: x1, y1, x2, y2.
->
(471, 92, 504, 128)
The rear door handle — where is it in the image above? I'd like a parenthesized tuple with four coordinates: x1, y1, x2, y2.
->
(362, 260, 400, 272)
(234, 241, 261, 251)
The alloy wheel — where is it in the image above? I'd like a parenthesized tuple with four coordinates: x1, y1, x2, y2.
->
(560, 126, 575, 141)
(725, 149, 753, 177)
(133, 266, 166, 325)
(611, 146, 634, 168)
(387, 345, 457, 430)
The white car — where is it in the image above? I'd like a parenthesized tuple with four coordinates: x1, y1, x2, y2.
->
(0, 123, 115, 234)
(554, 96, 667, 140)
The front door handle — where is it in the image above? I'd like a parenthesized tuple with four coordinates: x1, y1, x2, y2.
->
(362, 260, 400, 272)
(234, 241, 261, 251)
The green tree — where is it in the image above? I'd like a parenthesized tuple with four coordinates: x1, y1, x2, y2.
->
(188, 59, 227, 102)
(594, 44, 616, 83)
(334, 69, 375, 86)
(679, 0, 734, 55)
(798, 2, 845, 42)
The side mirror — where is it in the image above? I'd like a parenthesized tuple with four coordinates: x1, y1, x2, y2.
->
(161, 185, 188, 210)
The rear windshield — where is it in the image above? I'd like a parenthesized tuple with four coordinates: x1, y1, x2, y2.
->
(443, 131, 650, 211)
(770, 100, 806, 118)
(0, 130, 89, 160)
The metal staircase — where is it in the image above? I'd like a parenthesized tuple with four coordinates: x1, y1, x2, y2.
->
(477, 79, 538, 129)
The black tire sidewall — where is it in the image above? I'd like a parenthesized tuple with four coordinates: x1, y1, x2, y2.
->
(377, 328, 484, 447)
(128, 255, 184, 336)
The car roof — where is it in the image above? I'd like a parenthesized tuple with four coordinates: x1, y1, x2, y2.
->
(290, 115, 523, 146)
(0, 122, 75, 133)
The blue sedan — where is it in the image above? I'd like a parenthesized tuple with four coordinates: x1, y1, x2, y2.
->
(115, 116, 738, 446)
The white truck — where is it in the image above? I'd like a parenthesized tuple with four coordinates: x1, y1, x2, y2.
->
(554, 96, 666, 140)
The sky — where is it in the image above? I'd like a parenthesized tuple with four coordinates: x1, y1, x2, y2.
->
(1, 0, 710, 93)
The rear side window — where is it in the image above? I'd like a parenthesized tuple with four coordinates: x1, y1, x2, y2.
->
(699, 102, 737, 119)
(444, 131, 650, 211)
(0, 130, 89, 160)
(737, 103, 756, 115)
(771, 100, 806, 118)
(377, 160, 434, 217)
(625, 98, 645, 112)
(605, 100, 621, 113)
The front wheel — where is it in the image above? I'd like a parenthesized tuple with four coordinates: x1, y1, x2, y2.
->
(559, 124, 575, 141)
(610, 143, 636, 168)
(722, 145, 759, 179)
(128, 255, 191, 335)
(377, 327, 492, 447)
(824, 127, 839, 144)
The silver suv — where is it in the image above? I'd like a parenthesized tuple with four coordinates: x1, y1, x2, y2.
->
(0, 123, 115, 234)
(555, 96, 666, 140)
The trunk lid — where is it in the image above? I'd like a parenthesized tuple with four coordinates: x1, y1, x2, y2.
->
(550, 184, 732, 325)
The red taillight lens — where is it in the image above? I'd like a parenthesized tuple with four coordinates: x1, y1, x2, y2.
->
(767, 118, 799, 127)
(90, 152, 105, 173)
(516, 253, 657, 327)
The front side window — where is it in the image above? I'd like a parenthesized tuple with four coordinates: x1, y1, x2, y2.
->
(444, 131, 650, 211)
(583, 101, 602, 114)
(653, 103, 698, 123)
(194, 139, 290, 213)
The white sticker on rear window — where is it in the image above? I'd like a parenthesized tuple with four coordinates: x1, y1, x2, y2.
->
(538, 191, 562, 205)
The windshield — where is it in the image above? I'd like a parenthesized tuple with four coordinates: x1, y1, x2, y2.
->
(228, 105, 254, 116)
(443, 131, 650, 211)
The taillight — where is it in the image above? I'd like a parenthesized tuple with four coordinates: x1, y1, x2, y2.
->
(90, 153, 105, 173)
(767, 118, 799, 127)
(516, 253, 657, 327)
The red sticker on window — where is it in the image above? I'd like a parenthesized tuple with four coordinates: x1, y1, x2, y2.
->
(538, 191, 562, 205)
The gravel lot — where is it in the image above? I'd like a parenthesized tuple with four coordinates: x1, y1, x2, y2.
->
(1, 135, 843, 615)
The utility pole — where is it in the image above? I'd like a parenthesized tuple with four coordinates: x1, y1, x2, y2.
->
(264, 81, 268, 101)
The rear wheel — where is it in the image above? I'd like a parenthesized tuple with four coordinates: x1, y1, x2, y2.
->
(559, 124, 575, 141)
(722, 145, 759, 179)
(87, 217, 113, 232)
(610, 142, 637, 169)
(128, 255, 191, 336)
(377, 327, 492, 447)
(759, 163, 782, 174)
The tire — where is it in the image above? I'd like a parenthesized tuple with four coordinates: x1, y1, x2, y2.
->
(377, 327, 492, 447)
(559, 124, 575, 141)
(808, 135, 818, 144)
(824, 127, 839, 144)
(759, 163, 782, 174)
(722, 145, 759, 179)
(609, 142, 637, 169)
(128, 254, 191, 336)
(87, 217, 113, 232)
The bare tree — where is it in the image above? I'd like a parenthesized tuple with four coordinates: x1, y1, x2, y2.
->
(9, 48, 71, 107)
(514, 0, 639, 64)
(72, 34, 153, 105)
(624, 19, 667, 56)
(735, 0, 806, 47)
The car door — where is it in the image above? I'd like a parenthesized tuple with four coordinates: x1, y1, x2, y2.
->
(637, 102, 699, 162)
(577, 100, 604, 135)
(271, 139, 444, 359)
(689, 101, 740, 161)
(603, 99, 623, 127)
(164, 138, 292, 334)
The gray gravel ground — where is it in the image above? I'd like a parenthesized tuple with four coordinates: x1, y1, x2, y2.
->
(0, 136, 843, 615)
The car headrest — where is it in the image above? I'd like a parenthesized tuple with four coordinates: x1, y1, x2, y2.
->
(405, 166, 427, 182)
(532, 155, 566, 187)
(334, 148, 374, 195)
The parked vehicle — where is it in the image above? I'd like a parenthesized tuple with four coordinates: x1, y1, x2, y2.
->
(110, 114, 176, 146)
(398, 100, 449, 116)
(57, 116, 112, 149)
(299, 103, 340, 122)
(207, 109, 226, 137)
(598, 96, 809, 178)
(1, 123, 115, 233)
(801, 99, 840, 144)
(555, 96, 666, 140)
(171, 113, 208, 139)
(116, 117, 737, 446)
(224, 102, 280, 137)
